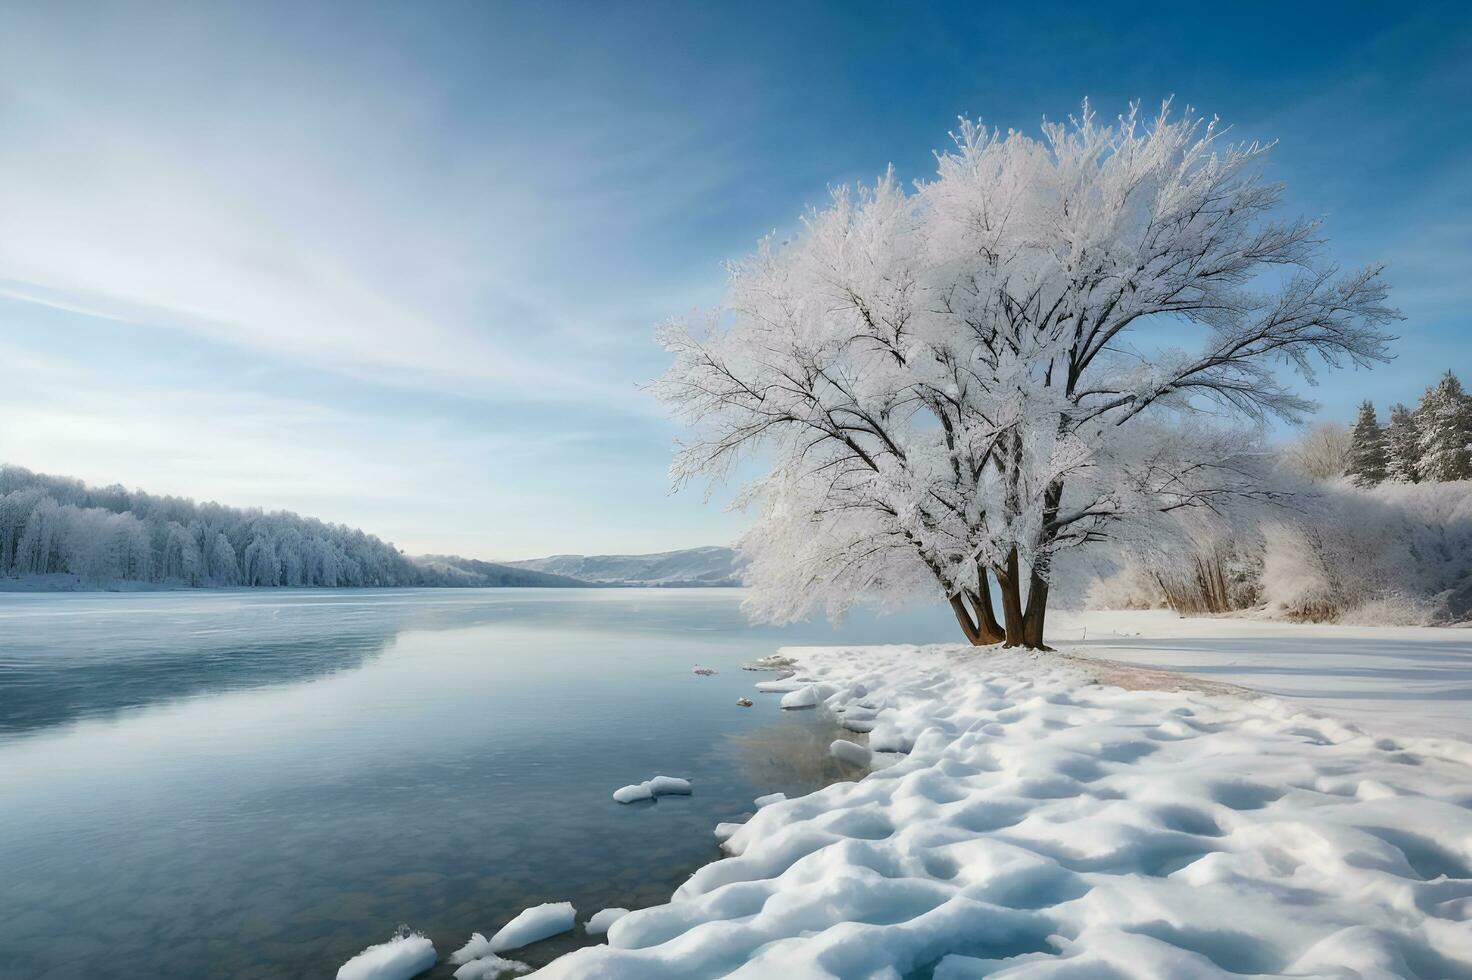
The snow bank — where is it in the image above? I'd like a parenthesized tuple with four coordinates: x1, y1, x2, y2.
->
(585, 908, 630, 935)
(612, 776, 692, 803)
(337, 930, 436, 980)
(528, 644, 1472, 978)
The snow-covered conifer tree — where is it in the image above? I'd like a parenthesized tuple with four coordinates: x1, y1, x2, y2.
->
(1345, 401, 1387, 487)
(1416, 371, 1472, 482)
(1385, 403, 1421, 483)
(656, 101, 1397, 647)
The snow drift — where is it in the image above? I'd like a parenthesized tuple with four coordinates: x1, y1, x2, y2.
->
(527, 644, 1472, 978)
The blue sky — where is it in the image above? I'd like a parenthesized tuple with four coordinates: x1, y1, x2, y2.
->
(1, 0, 1468, 558)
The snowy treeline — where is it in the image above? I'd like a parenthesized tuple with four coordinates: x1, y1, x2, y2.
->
(0, 464, 424, 587)
(1093, 370, 1472, 624)
(1335, 370, 1472, 486)
(1090, 476, 1472, 625)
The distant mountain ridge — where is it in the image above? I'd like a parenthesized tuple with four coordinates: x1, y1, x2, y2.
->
(506, 546, 743, 587)
(411, 555, 596, 588)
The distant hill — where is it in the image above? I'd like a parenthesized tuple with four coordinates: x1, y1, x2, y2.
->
(0, 462, 737, 592)
(411, 555, 595, 588)
(0, 463, 426, 589)
(506, 546, 743, 587)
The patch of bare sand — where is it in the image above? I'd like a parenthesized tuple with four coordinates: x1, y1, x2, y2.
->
(1055, 649, 1253, 697)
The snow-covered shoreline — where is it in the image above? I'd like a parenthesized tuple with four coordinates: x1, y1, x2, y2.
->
(527, 639, 1472, 978)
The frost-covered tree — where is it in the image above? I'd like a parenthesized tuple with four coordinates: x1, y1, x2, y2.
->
(1286, 421, 1352, 482)
(1345, 401, 1387, 487)
(1416, 371, 1472, 482)
(657, 101, 1397, 647)
(1385, 402, 1421, 483)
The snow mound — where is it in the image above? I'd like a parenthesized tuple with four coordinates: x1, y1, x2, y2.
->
(454, 902, 575, 962)
(585, 908, 631, 935)
(527, 644, 1472, 979)
(753, 792, 785, 808)
(612, 776, 692, 804)
(829, 738, 872, 768)
(337, 929, 436, 980)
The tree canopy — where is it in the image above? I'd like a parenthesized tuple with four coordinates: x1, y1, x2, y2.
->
(657, 101, 1397, 647)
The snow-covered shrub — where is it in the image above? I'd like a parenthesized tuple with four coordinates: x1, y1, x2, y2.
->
(1259, 521, 1340, 621)
(1089, 505, 1264, 616)
(1085, 558, 1166, 610)
(1254, 485, 1454, 623)
(1092, 477, 1472, 625)
(1285, 421, 1352, 482)
(1338, 595, 1436, 627)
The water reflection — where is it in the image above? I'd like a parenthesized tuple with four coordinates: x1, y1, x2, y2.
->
(732, 710, 870, 792)
(0, 589, 954, 978)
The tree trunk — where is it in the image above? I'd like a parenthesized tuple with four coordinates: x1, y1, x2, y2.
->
(967, 590, 1004, 643)
(1022, 568, 1051, 650)
(997, 548, 1026, 647)
(963, 563, 1005, 644)
(948, 594, 983, 645)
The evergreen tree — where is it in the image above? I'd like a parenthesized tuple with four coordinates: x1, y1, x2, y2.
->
(1345, 400, 1388, 486)
(1384, 402, 1421, 483)
(1416, 371, 1472, 482)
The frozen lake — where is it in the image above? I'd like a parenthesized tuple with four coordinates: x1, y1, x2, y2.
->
(0, 588, 956, 979)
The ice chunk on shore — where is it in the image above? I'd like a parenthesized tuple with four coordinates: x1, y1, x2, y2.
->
(452, 902, 575, 962)
(585, 908, 630, 935)
(490, 902, 576, 950)
(451, 953, 528, 980)
(779, 685, 819, 709)
(337, 929, 436, 980)
(612, 775, 692, 803)
(742, 654, 798, 671)
(755, 678, 804, 693)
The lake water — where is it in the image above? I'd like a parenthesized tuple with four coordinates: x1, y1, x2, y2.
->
(0, 588, 956, 979)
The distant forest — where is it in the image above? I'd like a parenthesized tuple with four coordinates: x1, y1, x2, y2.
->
(0, 465, 584, 589)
